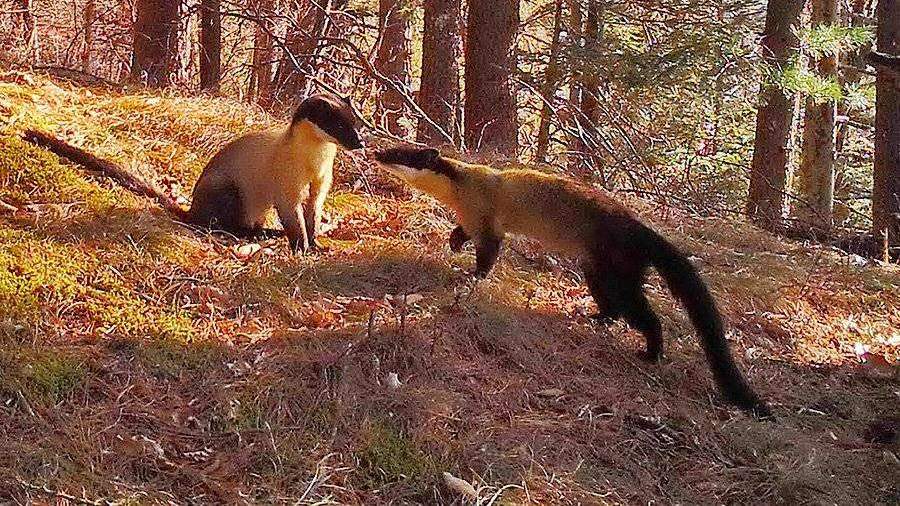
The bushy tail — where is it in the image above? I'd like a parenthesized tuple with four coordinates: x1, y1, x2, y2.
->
(22, 129, 192, 223)
(639, 225, 772, 418)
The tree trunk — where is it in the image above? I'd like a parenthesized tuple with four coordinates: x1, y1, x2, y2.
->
(82, 0, 95, 73)
(132, 0, 181, 87)
(873, 0, 900, 250)
(416, 0, 461, 146)
(17, 0, 38, 63)
(566, 0, 585, 170)
(746, 0, 804, 230)
(249, 0, 275, 106)
(464, 0, 519, 156)
(577, 0, 603, 176)
(535, 0, 564, 162)
(199, 0, 221, 93)
(794, 0, 838, 232)
(376, 0, 412, 136)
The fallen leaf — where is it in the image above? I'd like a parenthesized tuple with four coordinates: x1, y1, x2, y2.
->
(536, 388, 565, 398)
(234, 243, 261, 260)
(385, 372, 402, 389)
(442, 472, 477, 498)
(860, 352, 898, 379)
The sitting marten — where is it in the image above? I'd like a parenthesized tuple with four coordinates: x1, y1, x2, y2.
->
(25, 93, 364, 252)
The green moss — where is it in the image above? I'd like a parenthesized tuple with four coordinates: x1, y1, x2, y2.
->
(23, 352, 86, 404)
(0, 230, 85, 326)
(0, 229, 195, 341)
(356, 420, 436, 489)
(136, 339, 221, 379)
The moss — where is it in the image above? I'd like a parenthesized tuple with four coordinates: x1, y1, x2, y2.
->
(22, 352, 86, 404)
(136, 339, 221, 379)
(355, 420, 437, 490)
(0, 229, 85, 326)
(0, 229, 195, 341)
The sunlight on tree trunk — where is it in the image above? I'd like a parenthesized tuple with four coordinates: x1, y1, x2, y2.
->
(794, 0, 838, 233)
(249, 0, 275, 106)
(873, 0, 900, 250)
(18, 0, 38, 64)
(464, 0, 519, 157)
(747, 0, 804, 230)
(577, 0, 604, 177)
(417, 0, 460, 145)
(566, 0, 584, 171)
(376, 0, 412, 136)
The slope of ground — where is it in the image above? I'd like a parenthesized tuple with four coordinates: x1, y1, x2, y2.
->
(0, 71, 898, 504)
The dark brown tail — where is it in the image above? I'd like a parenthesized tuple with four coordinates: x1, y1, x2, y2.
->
(638, 225, 772, 419)
(22, 129, 192, 223)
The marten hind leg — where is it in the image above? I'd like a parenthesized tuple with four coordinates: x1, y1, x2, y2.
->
(189, 183, 246, 236)
(583, 264, 621, 323)
(618, 281, 664, 362)
(585, 262, 663, 362)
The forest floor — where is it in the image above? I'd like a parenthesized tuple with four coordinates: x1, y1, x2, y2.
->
(0, 71, 898, 504)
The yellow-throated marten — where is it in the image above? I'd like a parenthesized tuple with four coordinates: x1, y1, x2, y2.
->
(24, 93, 363, 252)
(373, 146, 771, 418)
(189, 93, 363, 251)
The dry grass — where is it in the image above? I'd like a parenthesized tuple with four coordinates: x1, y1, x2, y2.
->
(0, 70, 898, 504)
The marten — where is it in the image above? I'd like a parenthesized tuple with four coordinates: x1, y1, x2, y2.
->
(373, 146, 772, 418)
(24, 93, 364, 252)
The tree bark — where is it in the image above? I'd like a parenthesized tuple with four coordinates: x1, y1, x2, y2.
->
(82, 0, 95, 73)
(249, 0, 275, 106)
(17, 0, 38, 63)
(535, 0, 564, 162)
(873, 0, 900, 249)
(576, 0, 603, 176)
(376, 0, 412, 136)
(416, 0, 461, 145)
(794, 0, 838, 232)
(132, 0, 181, 87)
(746, 0, 804, 230)
(464, 0, 519, 156)
(199, 0, 222, 93)
(566, 0, 585, 170)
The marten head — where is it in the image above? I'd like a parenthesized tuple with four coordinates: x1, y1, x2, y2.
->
(292, 93, 364, 150)
(374, 147, 460, 180)
(373, 146, 462, 204)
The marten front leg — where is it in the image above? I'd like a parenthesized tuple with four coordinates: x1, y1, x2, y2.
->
(303, 170, 333, 250)
(473, 232, 503, 278)
(449, 225, 471, 252)
(276, 194, 309, 253)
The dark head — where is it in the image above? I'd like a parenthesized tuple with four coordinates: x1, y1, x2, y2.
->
(373, 146, 459, 179)
(373, 146, 462, 201)
(292, 93, 364, 150)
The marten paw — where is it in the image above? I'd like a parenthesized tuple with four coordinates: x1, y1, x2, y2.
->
(638, 350, 663, 364)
